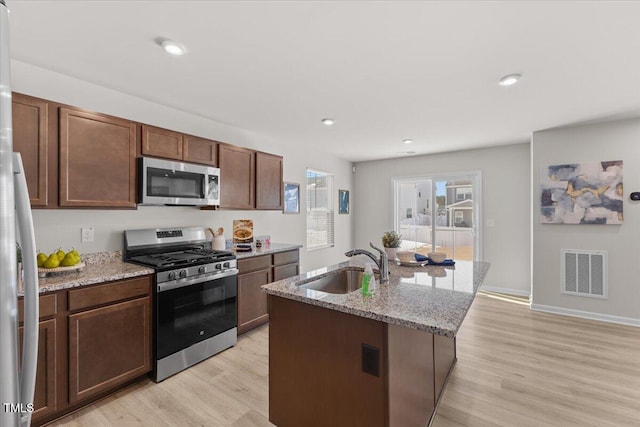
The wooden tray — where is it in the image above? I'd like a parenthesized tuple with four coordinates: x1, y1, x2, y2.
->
(38, 262, 85, 278)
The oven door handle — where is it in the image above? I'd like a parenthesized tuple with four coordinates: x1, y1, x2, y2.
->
(157, 268, 239, 293)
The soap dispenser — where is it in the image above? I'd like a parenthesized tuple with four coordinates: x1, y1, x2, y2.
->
(362, 264, 376, 296)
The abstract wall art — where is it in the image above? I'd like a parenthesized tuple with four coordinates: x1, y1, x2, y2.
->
(540, 160, 623, 224)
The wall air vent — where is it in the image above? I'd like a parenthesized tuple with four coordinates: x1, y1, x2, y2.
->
(561, 249, 607, 299)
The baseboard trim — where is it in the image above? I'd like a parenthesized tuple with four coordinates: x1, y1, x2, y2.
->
(480, 285, 530, 298)
(530, 304, 640, 327)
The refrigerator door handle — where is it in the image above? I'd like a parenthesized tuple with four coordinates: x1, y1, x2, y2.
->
(14, 153, 39, 427)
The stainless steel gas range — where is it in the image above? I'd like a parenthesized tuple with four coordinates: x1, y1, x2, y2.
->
(124, 227, 237, 382)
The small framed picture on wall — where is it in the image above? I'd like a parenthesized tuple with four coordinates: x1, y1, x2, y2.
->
(283, 182, 300, 214)
(338, 189, 349, 214)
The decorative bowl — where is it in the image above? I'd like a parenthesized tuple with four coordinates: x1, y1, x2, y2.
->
(427, 252, 447, 264)
(396, 251, 415, 263)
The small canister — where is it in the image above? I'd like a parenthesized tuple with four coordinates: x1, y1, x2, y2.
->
(211, 235, 226, 251)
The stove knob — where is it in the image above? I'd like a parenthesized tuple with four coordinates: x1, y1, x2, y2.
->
(179, 269, 187, 278)
(215, 263, 222, 270)
(168, 271, 177, 281)
(223, 262, 230, 269)
(198, 266, 206, 274)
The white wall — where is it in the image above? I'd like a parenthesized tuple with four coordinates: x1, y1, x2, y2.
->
(353, 143, 531, 296)
(531, 118, 640, 324)
(13, 60, 353, 273)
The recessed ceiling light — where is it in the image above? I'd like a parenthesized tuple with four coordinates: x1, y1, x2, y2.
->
(498, 74, 521, 87)
(158, 38, 187, 56)
(321, 118, 335, 126)
(403, 139, 413, 144)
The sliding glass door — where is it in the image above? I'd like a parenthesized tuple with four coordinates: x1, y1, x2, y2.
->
(393, 172, 481, 261)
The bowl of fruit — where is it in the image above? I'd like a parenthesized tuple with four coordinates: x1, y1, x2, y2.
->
(37, 248, 84, 277)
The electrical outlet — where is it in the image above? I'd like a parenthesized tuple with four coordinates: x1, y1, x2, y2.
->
(81, 227, 94, 243)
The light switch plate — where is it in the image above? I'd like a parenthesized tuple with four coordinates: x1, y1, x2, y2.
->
(81, 227, 94, 243)
(486, 219, 495, 227)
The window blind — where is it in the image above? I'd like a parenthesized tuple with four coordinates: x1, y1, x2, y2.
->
(306, 169, 335, 250)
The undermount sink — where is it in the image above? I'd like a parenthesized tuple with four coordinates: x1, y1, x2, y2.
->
(298, 268, 380, 294)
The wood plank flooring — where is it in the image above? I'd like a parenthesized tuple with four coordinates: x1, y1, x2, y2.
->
(47, 294, 640, 427)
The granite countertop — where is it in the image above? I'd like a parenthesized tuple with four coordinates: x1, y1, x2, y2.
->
(262, 259, 490, 338)
(233, 243, 302, 259)
(19, 251, 154, 296)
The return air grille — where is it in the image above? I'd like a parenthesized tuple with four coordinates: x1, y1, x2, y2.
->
(561, 249, 607, 299)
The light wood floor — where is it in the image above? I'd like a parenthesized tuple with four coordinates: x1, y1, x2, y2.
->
(48, 294, 640, 427)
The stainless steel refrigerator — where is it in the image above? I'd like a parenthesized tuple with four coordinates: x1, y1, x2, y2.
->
(0, 1, 39, 426)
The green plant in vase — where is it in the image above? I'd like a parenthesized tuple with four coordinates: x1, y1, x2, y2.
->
(381, 231, 401, 260)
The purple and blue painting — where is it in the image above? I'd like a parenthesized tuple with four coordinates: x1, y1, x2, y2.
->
(540, 160, 623, 224)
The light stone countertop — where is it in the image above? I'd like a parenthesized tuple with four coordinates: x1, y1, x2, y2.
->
(233, 243, 302, 259)
(262, 259, 490, 337)
(19, 251, 154, 296)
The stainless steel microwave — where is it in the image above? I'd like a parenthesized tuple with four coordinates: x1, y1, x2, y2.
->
(138, 157, 220, 206)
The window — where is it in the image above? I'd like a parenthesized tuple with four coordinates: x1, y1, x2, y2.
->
(306, 169, 334, 250)
(456, 187, 472, 201)
(454, 210, 464, 223)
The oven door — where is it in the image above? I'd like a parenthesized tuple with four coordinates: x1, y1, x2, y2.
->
(156, 270, 237, 360)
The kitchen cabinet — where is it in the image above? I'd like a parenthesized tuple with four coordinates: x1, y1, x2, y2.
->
(18, 275, 152, 427)
(67, 276, 152, 403)
(219, 143, 256, 209)
(255, 151, 283, 210)
(59, 108, 137, 208)
(18, 294, 60, 424)
(237, 249, 300, 335)
(237, 255, 271, 334)
(141, 124, 218, 166)
(272, 249, 299, 281)
(218, 144, 283, 210)
(12, 93, 51, 207)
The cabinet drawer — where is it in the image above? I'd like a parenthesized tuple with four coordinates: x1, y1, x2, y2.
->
(273, 250, 299, 266)
(68, 276, 152, 312)
(18, 293, 57, 323)
(238, 255, 271, 274)
(273, 263, 299, 282)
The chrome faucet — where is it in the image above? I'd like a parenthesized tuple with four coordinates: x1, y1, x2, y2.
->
(345, 242, 389, 284)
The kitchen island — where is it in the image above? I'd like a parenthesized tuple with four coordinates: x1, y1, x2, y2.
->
(263, 259, 489, 427)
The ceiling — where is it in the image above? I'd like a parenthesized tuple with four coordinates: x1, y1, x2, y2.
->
(7, 1, 640, 162)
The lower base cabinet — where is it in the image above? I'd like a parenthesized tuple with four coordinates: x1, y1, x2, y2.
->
(68, 296, 151, 403)
(237, 249, 300, 335)
(19, 275, 153, 426)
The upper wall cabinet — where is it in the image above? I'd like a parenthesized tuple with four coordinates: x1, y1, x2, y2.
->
(256, 151, 283, 210)
(12, 93, 50, 207)
(219, 143, 255, 209)
(218, 144, 283, 210)
(141, 124, 217, 166)
(59, 108, 137, 208)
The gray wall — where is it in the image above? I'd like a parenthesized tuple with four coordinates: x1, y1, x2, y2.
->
(354, 143, 531, 295)
(13, 60, 353, 273)
(531, 118, 640, 323)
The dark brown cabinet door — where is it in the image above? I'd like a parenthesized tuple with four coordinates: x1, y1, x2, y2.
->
(183, 135, 217, 166)
(19, 319, 58, 422)
(141, 125, 183, 160)
(219, 144, 255, 209)
(18, 294, 59, 423)
(255, 151, 283, 210)
(12, 93, 49, 206)
(237, 268, 271, 334)
(59, 108, 136, 208)
(68, 296, 151, 403)
(273, 263, 299, 281)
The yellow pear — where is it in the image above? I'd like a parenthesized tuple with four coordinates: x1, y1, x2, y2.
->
(55, 248, 66, 261)
(37, 252, 47, 267)
(61, 252, 78, 267)
(43, 253, 60, 269)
